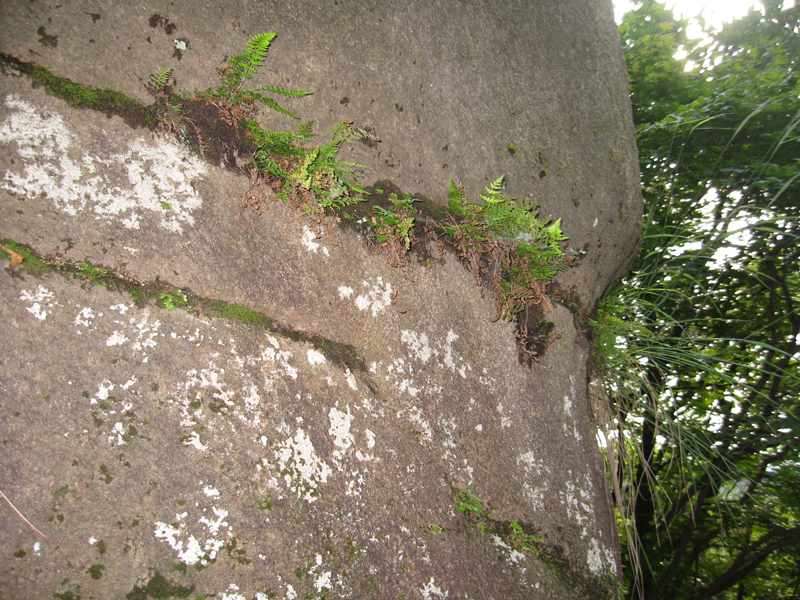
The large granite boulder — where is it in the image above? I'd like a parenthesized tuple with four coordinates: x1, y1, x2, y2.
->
(0, 1, 641, 598)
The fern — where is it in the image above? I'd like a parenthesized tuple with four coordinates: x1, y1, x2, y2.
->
(290, 122, 369, 210)
(246, 119, 369, 213)
(222, 32, 276, 91)
(441, 176, 570, 322)
(372, 193, 418, 249)
(147, 68, 174, 95)
(480, 175, 507, 206)
(212, 33, 311, 118)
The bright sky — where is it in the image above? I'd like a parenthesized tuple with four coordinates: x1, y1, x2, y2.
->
(613, 0, 767, 31)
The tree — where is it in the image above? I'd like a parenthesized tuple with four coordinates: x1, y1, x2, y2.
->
(598, 2, 800, 598)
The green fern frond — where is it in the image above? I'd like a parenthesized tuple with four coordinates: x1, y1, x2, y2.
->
(255, 94, 301, 119)
(148, 68, 174, 93)
(210, 33, 311, 118)
(480, 176, 506, 205)
(238, 32, 277, 83)
(544, 218, 568, 243)
(448, 179, 475, 217)
(373, 205, 398, 224)
(298, 120, 314, 139)
(252, 151, 291, 179)
(258, 84, 312, 98)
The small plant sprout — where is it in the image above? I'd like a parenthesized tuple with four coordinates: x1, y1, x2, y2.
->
(455, 488, 488, 521)
(158, 290, 189, 311)
(147, 67, 174, 96)
(507, 520, 541, 556)
(79, 259, 110, 285)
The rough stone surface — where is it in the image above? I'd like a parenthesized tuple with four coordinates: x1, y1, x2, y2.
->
(0, 1, 641, 599)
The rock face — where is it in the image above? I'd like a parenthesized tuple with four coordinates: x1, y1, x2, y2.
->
(0, 1, 641, 599)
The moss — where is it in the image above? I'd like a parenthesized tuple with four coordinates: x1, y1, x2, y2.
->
(309, 336, 365, 373)
(1, 240, 59, 277)
(125, 570, 195, 600)
(208, 300, 272, 328)
(86, 564, 105, 580)
(0, 53, 151, 129)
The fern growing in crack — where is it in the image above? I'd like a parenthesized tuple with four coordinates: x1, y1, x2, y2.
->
(213, 32, 311, 118)
(372, 192, 418, 250)
(441, 176, 570, 322)
(246, 120, 370, 213)
(287, 122, 372, 210)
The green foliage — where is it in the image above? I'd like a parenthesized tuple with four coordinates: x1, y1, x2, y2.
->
(0, 240, 57, 277)
(28, 65, 139, 112)
(210, 32, 311, 118)
(455, 489, 489, 521)
(371, 192, 418, 249)
(209, 301, 272, 329)
(442, 177, 569, 320)
(507, 520, 541, 557)
(158, 290, 188, 311)
(78, 259, 110, 285)
(248, 119, 370, 213)
(247, 119, 311, 179)
(607, 2, 800, 598)
(147, 68, 174, 95)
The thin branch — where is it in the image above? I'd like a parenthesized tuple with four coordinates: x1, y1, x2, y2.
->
(0, 489, 48, 540)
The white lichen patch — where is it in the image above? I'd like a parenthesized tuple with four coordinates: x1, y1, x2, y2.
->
(496, 403, 513, 429)
(19, 285, 60, 321)
(153, 495, 232, 566)
(272, 426, 333, 503)
(300, 226, 330, 256)
(517, 451, 548, 513)
(562, 394, 583, 442)
(399, 328, 470, 377)
(74, 306, 101, 331)
(183, 431, 208, 452)
(587, 535, 618, 576)
(353, 276, 393, 317)
(106, 330, 129, 347)
(344, 368, 358, 390)
(309, 553, 333, 594)
(0, 95, 206, 232)
(89, 380, 114, 405)
(420, 577, 449, 599)
(328, 405, 355, 461)
(220, 584, 246, 600)
(306, 349, 326, 365)
(104, 311, 162, 360)
(491, 534, 527, 566)
(337, 285, 353, 299)
(562, 472, 595, 538)
(397, 405, 433, 443)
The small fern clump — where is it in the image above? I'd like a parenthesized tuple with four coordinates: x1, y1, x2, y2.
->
(246, 119, 373, 214)
(442, 176, 569, 321)
(211, 32, 311, 118)
(371, 192, 418, 250)
(289, 122, 372, 211)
